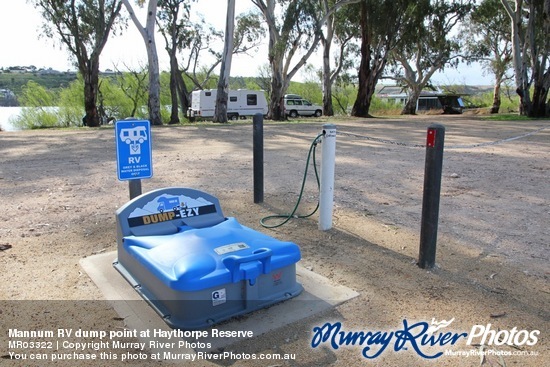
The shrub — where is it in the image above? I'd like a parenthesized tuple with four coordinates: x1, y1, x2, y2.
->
(369, 96, 403, 116)
(12, 81, 61, 129)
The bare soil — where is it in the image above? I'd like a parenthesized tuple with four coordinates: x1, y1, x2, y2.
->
(0, 115, 548, 366)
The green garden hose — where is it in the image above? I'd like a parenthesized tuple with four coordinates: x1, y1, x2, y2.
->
(260, 132, 325, 229)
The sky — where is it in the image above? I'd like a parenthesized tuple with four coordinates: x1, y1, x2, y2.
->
(0, 1, 494, 86)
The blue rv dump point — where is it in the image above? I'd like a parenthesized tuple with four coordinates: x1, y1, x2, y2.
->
(114, 187, 303, 330)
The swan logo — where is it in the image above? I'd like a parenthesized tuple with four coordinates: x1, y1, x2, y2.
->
(427, 318, 455, 334)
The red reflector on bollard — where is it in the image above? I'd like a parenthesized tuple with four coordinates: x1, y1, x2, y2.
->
(427, 129, 437, 148)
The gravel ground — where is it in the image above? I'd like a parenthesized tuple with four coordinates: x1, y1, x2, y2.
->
(0, 114, 548, 366)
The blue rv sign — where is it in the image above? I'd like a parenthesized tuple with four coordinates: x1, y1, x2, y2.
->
(115, 120, 153, 180)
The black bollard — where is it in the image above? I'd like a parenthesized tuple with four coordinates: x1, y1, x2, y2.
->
(418, 124, 445, 269)
(129, 179, 142, 200)
(253, 113, 264, 203)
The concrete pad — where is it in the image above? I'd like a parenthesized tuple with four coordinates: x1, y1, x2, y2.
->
(80, 251, 358, 355)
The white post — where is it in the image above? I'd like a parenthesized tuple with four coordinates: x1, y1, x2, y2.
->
(319, 124, 336, 231)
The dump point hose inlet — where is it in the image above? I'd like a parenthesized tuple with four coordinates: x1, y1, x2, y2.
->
(260, 132, 325, 229)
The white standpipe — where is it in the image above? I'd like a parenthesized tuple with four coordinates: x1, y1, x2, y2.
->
(319, 124, 336, 231)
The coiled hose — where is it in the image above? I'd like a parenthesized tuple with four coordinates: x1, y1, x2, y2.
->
(260, 132, 325, 228)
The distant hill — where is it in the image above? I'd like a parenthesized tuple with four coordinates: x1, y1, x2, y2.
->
(0, 69, 78, 102)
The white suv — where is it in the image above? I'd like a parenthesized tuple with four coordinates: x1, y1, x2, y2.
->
(284, 94, 323, 117)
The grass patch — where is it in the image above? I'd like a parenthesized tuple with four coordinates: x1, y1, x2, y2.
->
(480, 113, 541, 121)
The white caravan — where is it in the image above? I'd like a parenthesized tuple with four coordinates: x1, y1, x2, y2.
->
(187, 89, 268, 121)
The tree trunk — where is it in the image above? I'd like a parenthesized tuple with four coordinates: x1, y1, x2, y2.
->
(502, 0, 532, 116)
(168, 53, 180, 124)
(269, 68, 286, 121)
(145, 4, 162, 126)
(401, 86, 421, 115)
(321, 5, 334, 117)
(322, 40, 334, 116)
(490, 75, 503, 114)
(122, 0, 162, 125)
(214, 0, 236, 123)
(351, 58, 376, 117)
(531, 81, 549, 117)
(82, 59, 101, 127)
(528, 2, 550, 117)
(351, 3, 376, 118)
(351, 73, 377, 117)
(147, 47, 162, 125)
(176, 71, 189, 117)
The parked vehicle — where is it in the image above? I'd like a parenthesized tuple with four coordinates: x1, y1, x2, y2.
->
(283, 94, 322, 117)
(187, 89, 268, 121)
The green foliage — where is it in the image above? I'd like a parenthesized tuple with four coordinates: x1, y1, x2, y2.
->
(481, 114, 534, 121)
(57, 77, 84, 126)
(466, 88, 521, 113)
(286, 64, 323, 104)
(19, 80, 56, 107)
(12, 81, 60, 129)
(159, 71, 172, 106)
(100, 76, 147, 120)
(12, 107, 59, 129)
(369, 96, 403, 116)
(32, 0, 124, 70)
(287, 82, 323, 105)
(460, 0, 512, 83)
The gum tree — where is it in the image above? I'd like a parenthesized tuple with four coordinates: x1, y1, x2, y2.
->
(350, 0, 415, 117)
(122, 0, 162, 125)
(157, 0, 194, 124)
(500, 0, 550, 117)
(389, 0, 473, 115)
(178, 12, 264, 94)
(213, 5, 265, 122)
(461, 0, 512, 114)
(252, 0, 357, 120)
(319, 0, 357, 116)
(213, 0, 236, 123)
(32, 0, 123, 127)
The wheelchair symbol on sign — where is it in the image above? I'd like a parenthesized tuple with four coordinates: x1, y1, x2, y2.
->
(119, 126, 148, 155)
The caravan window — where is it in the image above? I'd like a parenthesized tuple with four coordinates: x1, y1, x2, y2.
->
(205, 91, 212, 96)
(230, 96, 238, 102)
(418, 97, 441, 111)
(247, 94, 257, 105)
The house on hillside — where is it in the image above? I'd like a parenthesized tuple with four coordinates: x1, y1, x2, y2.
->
(0, 88, 17, 106)
(376, 85, 467, 114)
(38, 68, 62, 75)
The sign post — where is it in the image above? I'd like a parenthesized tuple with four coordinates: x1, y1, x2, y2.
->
(115, 119, 153, 199)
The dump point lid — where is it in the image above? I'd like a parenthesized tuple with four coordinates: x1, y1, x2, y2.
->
(123, 218, 301, 291)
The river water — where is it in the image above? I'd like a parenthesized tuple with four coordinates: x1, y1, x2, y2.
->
(0, 107, 22, 131)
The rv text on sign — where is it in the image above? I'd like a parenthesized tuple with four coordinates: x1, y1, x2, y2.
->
(115, 120, 153, 180)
